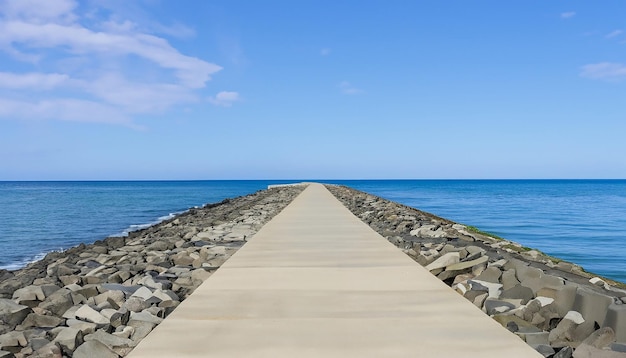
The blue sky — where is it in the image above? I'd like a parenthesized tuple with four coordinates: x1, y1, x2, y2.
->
(1, 0, 625, 180)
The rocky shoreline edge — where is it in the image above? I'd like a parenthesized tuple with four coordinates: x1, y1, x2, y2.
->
(1, 183, 625, 357)
(0, 185, 305, 357)
(327, 184, 626, 358)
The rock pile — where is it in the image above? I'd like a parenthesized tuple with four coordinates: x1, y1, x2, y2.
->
(0, 185, 305, 358)
(327, 184, 626, 358)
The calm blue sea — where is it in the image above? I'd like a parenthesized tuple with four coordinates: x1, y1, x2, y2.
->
(1, 180, 625, 283)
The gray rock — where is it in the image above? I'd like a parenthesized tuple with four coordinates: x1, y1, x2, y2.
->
(53, 327, 83, 353)
(130, 287, 153, 301)
(190, 269, 212, 283)
(464, 246, 486, 260)
(112, 326, 134, 339)
(475, 267, 502, 283)
(512, 260, 543, 282)
(110, 309, 130, 328)
(147, 240, 173, 251)
(93, 291, 125, 310)
(12, 285, 45, 304)
(151, 289, 178, 302)
(554, 346, 573, 358)
(0, 279, 24, 298)
(31, 341, 62, 357)
(501, 284, 534, 304)
(548, 311, 585, 346)
(84, 330, 133, 351)
(58, 275, 80, 286)
(129, 311, 163, 325)
(582, 327, 616, 349)
(71, 292, 87, 305)
(100, 284, 140, 296)
(122, 297, 149, 313)
(74, 305, 110, 326)
(19, 313, 64, 328)
(128, 320, 155, 342)
(520, 274, 564, 294)
(611, 343, 626, 353)
(484, 299, 517, 315)
(444, 255, 488, 272)
(532, 344, 555, 357)
(65, 319, 98, 335)
(523, 331, 549, 346)
(424, 252, 460, 271)
(40, 285, 61, 298)
(0, 299, 31, 326)
(171, 252, 194, 266)
(29, 337, 52, 351)
(501, 269, 521, 290)
(436, 269, 460, 281)
(573, 343, 626, 358)
(74, 285, 100, 300)
(0, 331, 27, 350)
(107, 271, 132, 284)
(518, 298, 542, 322)
(468, 280, 502, 298)
(488, 259, 508, 269)
(72, 340, 119, 358)
(0, 350, 13, 358)
(414, 253, 434, 266)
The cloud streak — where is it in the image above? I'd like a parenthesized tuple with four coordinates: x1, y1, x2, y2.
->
(339, 81, 363, 95)
(0, 0, 223, 127)
(580, 62, 626, 81)
(606, 30, 623, 39)
(0, 72, 70, 89)
(209, 91, 240, 107)
(561, 12, 576, 19)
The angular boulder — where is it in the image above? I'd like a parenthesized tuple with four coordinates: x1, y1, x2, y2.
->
(0, 298, 31, 327)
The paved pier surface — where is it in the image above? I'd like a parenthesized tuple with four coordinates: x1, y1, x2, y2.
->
(128, 183, 541, 357)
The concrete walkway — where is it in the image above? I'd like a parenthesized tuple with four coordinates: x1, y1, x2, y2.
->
(127, 183, 541, 357)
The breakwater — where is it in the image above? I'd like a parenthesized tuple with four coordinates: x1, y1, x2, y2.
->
(328, 184, 626, 357)
(1, 183, 625, 357)
(0, 185, 305, 357)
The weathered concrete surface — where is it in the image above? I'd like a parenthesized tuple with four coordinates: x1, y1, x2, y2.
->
(128, 183, 541, 357)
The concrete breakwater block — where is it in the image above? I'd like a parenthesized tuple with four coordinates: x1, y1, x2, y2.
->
(604, 304, 626, 343)
(573, 288, 614, 327)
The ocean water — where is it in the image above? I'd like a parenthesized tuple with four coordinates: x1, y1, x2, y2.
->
(0, 180, 299, 270)
(1, 180, 625, 283)
(327, 180, 626, 283)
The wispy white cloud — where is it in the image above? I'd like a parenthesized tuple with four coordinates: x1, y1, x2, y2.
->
(85, 0, 196, 39)
(606, 30, 623, 39)
(0, 72, 70, 89)
(580, 62, 626, 81)
(0, 98, 137, 128)
(0, 0, 224, 127)
(339, 81, 363, 95)
(208, 91, 240, 107)
(321, 48, 331, 56)
(0, 0, 78, 24)
(561, 12, 576, 19)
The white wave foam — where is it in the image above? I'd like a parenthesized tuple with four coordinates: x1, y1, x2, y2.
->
(112, 211, 184, 237)
(0, 249, 62, 271)
(1, 211, 186, 271)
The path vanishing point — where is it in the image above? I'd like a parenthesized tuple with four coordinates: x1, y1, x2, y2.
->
(127, 183, 542, 357)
